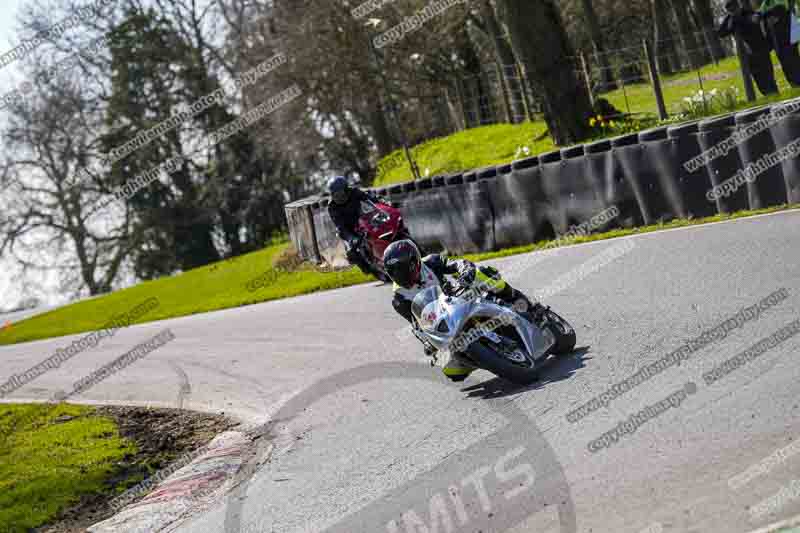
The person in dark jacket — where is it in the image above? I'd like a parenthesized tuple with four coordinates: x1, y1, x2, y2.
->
(383, 240, 538, 381)
(326, 175, 385, 275)
(759, 0, 800, 85)
(719, 0, 780, 95)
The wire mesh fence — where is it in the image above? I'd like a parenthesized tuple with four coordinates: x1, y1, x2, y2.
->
(424, 29, 787, 135)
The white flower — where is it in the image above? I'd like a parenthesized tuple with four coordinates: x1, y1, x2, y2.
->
(424, 167, 430, 177)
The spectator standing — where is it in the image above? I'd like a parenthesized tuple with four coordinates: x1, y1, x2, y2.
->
(719, 0, 780, 95)
(759, 0, 800, 85)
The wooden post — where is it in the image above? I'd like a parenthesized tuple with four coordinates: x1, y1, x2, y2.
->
(580, 52, 596, 107)
(644, 38, 668, 120)
(454, 77, 470, 130)
(515, 62, 535, 121)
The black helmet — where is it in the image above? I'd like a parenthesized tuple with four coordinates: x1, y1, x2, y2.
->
(383, 240, 421, 289)
(327, 175, 350, 205)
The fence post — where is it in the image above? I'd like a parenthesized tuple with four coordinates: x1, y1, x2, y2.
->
(580, 52, 595, 108)
(454, 77, 470, 129)
(734, 35, 757, 102)
(643, 38, 668, 120)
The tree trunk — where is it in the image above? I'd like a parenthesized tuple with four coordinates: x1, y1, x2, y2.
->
(580, 0, 617, 90)
(499, 0, 593, 145)
(653, 0, 680, 75)
(477, 0, 527, 122)
(669, 0, 707, 67)
(368, 93, 395, 157)
(691, 0, 726, 60)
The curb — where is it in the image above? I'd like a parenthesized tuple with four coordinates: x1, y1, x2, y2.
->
(88, 430, 257, 533)
(748, 514, 800, 533)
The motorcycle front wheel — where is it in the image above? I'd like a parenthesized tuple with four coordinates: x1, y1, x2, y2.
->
(542, 309, 576, 355)
(465, 340, 539, 385)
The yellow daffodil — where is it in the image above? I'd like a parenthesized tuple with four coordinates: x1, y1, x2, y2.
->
(589, 118, 596, 126)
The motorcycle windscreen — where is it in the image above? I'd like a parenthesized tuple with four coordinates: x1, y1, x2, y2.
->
(411, 285, 444, 332)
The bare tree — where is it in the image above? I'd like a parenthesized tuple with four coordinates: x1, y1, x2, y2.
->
(0, 68, 139, 296)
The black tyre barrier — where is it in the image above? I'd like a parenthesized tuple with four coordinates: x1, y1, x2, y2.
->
(768, 98, 800, 204)
(399, 178, 450, 253)
(613, 131, 677, 224)
(665, 121, 718, 219)
(437, 176, 495, 253)
(637, 126, 689, 220)
(583, 139, 641, 229)
(486, 157, 548, 248)
(698, 113, 748, 214)
(556, 145, 608, 232)
(398, 172, 496, 255)
(735, 106, 787, 209)
(285, 107, 800, 264)
(537, 150, 568, 234)
(485, 156, 553, 248)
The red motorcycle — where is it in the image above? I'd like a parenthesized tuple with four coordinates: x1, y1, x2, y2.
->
(356, 199, 420, 282)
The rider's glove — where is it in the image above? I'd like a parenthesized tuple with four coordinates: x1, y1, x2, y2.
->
(456, 262, 477, 285)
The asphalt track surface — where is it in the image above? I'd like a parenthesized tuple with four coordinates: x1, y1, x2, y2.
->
(2, 210, 800, 532)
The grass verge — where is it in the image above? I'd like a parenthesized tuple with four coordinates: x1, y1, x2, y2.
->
(0, 403, 134, 532)
(0, 242, 371, 346)
(374, 56, 800, 187)
(0, 403, 235, 532)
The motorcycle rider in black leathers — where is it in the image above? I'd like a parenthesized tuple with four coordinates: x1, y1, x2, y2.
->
(383, 239, 539, 381)
(327, 175, 389, 276)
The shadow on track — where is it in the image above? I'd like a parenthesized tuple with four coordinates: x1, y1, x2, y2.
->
(460, 346, 591, 400)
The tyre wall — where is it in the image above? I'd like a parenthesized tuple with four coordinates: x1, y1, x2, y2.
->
(286, 97, 800, 264)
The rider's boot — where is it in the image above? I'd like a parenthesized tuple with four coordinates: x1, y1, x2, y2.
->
(347, 244, 377, 277)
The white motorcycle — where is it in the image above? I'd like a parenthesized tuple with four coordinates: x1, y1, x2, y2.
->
(411, 281, 576, 385)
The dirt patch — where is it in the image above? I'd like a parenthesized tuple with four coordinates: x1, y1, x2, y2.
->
(34, 405, 240, 533)
(663, 72, 734, 87)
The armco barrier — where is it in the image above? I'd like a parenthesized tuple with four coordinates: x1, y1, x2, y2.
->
(736, 106, 787, 209)
(285, 107, 799, 265)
